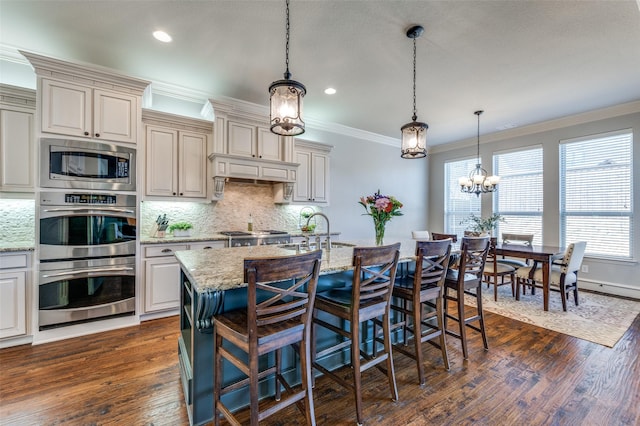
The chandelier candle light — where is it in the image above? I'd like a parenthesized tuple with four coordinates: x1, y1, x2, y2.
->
(269, 0, 306, 136)
(400, 25, 428, 159)
(459, 110, 500, 195)
(359, 190, 403, 246)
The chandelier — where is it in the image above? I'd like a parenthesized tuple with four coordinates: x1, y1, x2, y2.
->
(400, 25, 428, 159)
(459, 110, 500, 195)
(269, 0, 306, 136)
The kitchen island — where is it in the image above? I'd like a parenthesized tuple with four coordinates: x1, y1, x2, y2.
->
(175, 239, 416, 426)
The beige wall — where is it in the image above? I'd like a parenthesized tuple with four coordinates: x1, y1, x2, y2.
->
(427, 109, 640, 298)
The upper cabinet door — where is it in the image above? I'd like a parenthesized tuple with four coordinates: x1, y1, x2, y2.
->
(178, 131, 207, 198)
(146, 126, 178, 197)
(228, 121, 256, 157)
(41, 79, 92, 138)
(0, 109, 34, 191)
(93, 89, 137, 144)
(257, 127, 282, 161)
(41, 79, 137, 144)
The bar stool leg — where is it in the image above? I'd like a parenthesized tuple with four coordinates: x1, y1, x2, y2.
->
(382, 311, 398, 401)
(457, 290, 468, 359)
(350, 320, 364, 426)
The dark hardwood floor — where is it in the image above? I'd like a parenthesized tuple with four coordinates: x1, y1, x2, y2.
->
(1, 308, 639, 425)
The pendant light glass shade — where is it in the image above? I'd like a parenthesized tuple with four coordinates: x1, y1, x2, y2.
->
(459, 110, 500, 196)
(400, 25, 428, 159)
(269, 0, 306, 136)
(401, 120, 428, 158)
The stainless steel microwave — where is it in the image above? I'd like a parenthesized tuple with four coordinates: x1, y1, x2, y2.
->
(40, 138, 136, 191)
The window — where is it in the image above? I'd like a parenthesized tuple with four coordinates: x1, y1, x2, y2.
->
(444, 158, 480, 236)
(493, 147, 543, 245)
(560, 130, 633, 259)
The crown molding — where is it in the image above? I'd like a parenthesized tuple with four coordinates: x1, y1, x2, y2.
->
(19, 50, 150, 94)
(428, 100, 640, 154)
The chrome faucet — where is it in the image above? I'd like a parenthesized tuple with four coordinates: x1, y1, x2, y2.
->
(306, 212, 331, 250)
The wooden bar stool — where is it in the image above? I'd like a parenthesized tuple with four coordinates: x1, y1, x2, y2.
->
(390, 239, 452, 385)
(311, 243, 401, 426)
(213, 250, 322, 426)
(431, 232, 458, 243)
(444, 236, 491, 359)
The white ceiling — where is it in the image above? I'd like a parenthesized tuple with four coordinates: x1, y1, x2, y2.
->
(1, 0, 640, 146)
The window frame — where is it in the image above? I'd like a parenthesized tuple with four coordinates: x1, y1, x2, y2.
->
(559, 129, 633, 261)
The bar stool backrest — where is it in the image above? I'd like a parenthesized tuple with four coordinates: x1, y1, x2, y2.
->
(351, 243, 401, 307)
(415, 239, 452, 290)
(458, 236, 491, 279)
(244, 250, 322, 331)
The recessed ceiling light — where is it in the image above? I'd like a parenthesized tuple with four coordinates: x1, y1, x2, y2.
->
(324, 88, 336, 95)
(153, 31, 172, 43)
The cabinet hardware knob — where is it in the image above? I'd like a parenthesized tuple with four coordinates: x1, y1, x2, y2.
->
(179, 193, 183, 196)
(203, 246, 212, 249)
(84, 131, 90, 136)
(95, 133, 100, 137)
(161, 249, 172, 253)
(173, 192, 176, 195)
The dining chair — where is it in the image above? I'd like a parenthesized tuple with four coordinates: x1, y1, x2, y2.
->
(412, 230, 431, 240)
(515, 241, 587, 311)
(483, 237, 516, 301)
(389, 239, 452, 385)
(443, 236, 491, 359)
(431, 232, 458, 243)
(213, 250, 322, 426)
(311, 243, 400, 425)
(497, 233, 534, 269)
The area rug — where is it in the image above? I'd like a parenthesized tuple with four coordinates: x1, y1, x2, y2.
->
(463, 285, 640, 348)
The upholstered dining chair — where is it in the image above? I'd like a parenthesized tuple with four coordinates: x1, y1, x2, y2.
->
(515, 241, 587, 311)
(412, 230, 431, 240)
(213, 250, 322, 426)
(482, 237, 516, 301)
(497, 233, 534, 269)
(389, 239, 452, 385)
(311, 243, 400, 426)
(444, 236, 491, 359)
(431, 232, 458, 243)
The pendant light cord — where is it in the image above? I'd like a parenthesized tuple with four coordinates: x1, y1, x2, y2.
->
(412, 36, 417, 122)
(475, 110, 483, 162)
(284, 0, 291, 79)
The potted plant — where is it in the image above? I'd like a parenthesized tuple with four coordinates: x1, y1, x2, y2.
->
(460, 213, 504, 236)
(168, 221, 193, 237)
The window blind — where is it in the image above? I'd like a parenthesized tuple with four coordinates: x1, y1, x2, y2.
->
(445, 158, 480, 236)
(493, 147, 543, 245)
(560, 130, 633, 259)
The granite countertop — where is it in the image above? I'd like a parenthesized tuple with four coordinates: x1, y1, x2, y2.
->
(140, 231, 340, 244)
(175, 238, 417, 293)
(140, 233, 229, 244)
(0, 241, 35, 253)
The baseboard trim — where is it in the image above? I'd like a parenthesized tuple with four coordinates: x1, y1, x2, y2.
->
(580, 278, 640, 300)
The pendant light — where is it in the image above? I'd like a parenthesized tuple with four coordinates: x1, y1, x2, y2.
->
(269, 0, 306, 136)
(459, 110, 500, 195)
(400, 25, 428, 159)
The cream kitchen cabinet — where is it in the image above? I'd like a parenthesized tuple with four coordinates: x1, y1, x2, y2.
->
(228, 121, 283, 161)
(143, 244, 188, 314)
(0, 85, 35, 192)
(142, 240, 226, 315)
(41, 78, 138, 144)
(143, 111, 212, 200)
(0, 252, 29, 341)
(293, 140, 332, 204)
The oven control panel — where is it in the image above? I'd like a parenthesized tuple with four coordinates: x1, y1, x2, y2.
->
(64, 193, 117, 204)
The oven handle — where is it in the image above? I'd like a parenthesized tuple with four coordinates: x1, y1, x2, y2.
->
(42, 207, 135, 214)
(42, 266, 134, 278)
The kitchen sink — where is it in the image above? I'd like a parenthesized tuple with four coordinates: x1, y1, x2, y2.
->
(278, 241, 356, 251)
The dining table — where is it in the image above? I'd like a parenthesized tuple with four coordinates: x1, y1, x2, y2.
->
(495, 243, 564, 311)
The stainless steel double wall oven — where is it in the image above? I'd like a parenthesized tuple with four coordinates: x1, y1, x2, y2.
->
(38, 138, 138, 330)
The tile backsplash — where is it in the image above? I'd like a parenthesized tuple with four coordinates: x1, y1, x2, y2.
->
(140, 182, 322, 237)
(0, 199, 35, 243)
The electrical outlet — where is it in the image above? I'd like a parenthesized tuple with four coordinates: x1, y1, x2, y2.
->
(581, 265, 589, 273)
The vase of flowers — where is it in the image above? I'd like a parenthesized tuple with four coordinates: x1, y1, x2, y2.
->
(459, 213, 504, 236)
(359, 190, 403, 245)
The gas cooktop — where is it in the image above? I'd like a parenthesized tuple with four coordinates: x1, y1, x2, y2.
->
(219, 230, 291, 247)
(219, 230, 289, 237)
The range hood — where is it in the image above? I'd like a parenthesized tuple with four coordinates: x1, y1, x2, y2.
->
(209, 153, 298, 200)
